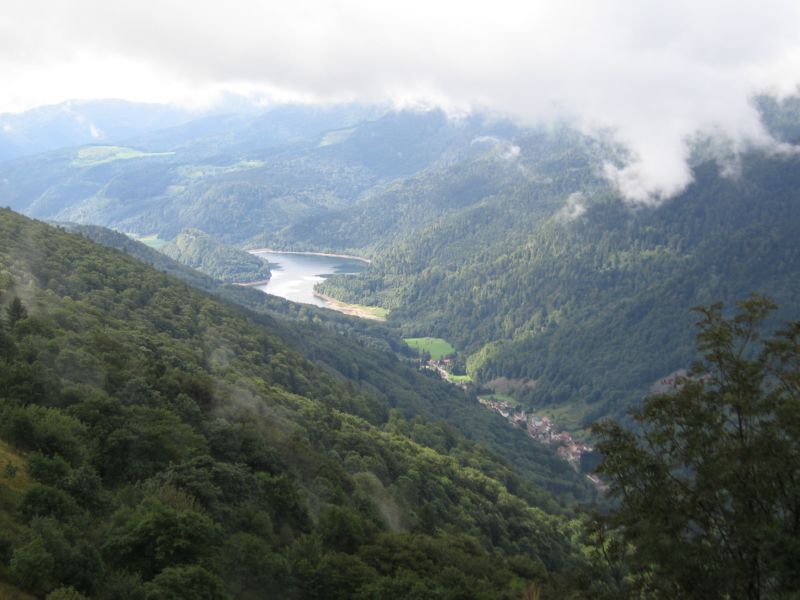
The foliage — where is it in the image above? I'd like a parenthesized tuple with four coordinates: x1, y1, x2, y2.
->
(72, 216, 596, 506)
(319, 152, 800, 425)
(160, 229, 270, 283)
(593, 297, 800, 598)
(143, 565, 227, 600)
(1, 108, 504, 243)
(72, 146, 174, 167)
(0, 209, 604, 597)
(5, 103, 800, 431)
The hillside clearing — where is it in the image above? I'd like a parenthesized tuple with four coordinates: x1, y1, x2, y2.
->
(404, 337, 456, 360)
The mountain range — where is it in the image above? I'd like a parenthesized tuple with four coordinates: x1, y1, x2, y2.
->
(3, 98, 797, 428)
(0, 95, 798, 596)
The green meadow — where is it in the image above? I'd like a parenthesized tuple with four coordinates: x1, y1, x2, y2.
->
(404, 337, 456, 360)
(73, 146, 174, 167)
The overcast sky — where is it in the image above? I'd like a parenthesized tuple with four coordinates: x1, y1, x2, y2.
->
(2, 0, 800, 201)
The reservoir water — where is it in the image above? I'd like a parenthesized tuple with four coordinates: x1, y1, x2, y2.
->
(250, 250, 368, 308)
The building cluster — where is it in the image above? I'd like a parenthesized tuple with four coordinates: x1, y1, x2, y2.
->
(478, 396, 594, 471)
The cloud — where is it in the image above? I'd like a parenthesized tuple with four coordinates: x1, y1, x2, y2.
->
(471, 136, 521, 161)
(1, 0, 800, 200)
(557, 192, 588, 222)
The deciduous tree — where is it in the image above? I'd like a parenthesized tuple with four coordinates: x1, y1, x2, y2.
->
(593, 296, 800, 599)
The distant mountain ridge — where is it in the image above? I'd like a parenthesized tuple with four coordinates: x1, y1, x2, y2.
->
(3, 97, 799, 429)
(0, 106, 522, 243)
(0, 99, 197, 161)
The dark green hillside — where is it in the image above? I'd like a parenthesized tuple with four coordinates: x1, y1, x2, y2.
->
(317, 151, 800, 426)
(12, 96, 798, 435)
(279, 125, 606, 255)
(66, 221, 595, 508)
(0, 209, 607, 598)
(58, 223, 220, 292)
(161, 229, 271, 283)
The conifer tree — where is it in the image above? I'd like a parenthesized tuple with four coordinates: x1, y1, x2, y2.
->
(6, 297, 27, 327)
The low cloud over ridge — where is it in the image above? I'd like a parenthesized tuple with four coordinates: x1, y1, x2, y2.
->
(2, 0, 800, 201)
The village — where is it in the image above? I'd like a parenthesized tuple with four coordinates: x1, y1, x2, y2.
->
(415, 351, 605, 490)
(477, 395, 606, 490)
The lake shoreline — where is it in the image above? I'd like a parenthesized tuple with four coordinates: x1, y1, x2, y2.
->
(243, 250, 382, 320)
(234, 278, 272, 287)
(249, 248, 372, 264)
(313, 292, 387, 321)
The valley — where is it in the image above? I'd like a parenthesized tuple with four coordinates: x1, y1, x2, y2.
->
(0, 94, 798, 598)
(0, 208, 601, 597)
(5, 100, 798, 428)
(3, 3, 800, 596)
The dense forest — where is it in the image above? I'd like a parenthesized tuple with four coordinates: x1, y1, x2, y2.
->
(0, 209, 616, 598)
(66, 221, 596, 507)
(161, 229, 271, 284)
(0, 109, 519, 244)
(0, 90, 797, 597)
(3, 0, 800, 587)
(316, 149, 800, 426)
(3, 98, 799, 429)
(594, 296, 800, 598)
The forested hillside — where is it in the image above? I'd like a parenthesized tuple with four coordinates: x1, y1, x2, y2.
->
(318, 151, 800, 426)
(0, 209, 611, 598)
(0, 108, 520, 244)
(5, 100, 800, 431)
(277, 125, 609, 255)
(64, 221, 595, 507)
(161, 229, 271, 283)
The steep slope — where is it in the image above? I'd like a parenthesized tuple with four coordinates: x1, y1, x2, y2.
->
(64, 222, 595, 507)
(0, 209, 606, 598)
(58, 222, 221, 292)
(318, 151, 800, 426)
(278, 125, 608, 255)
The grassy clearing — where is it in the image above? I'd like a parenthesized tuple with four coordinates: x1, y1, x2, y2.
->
(0, 441, 30, 498)
(361, 305, 389, 319)
(448, 374, 472, 384)
(319, 127, 356, 147)
(0, 441, 31, 545)
(404, 337, 456, 360)
(73, 146, 174, 166)
(0, 581, 36, 600)
(129, 233, 169, 250)
(337, 302, 388, 320)
(542, 402, 592, 435)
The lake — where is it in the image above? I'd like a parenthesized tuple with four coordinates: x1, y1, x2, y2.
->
(250, 250, 369, 308)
